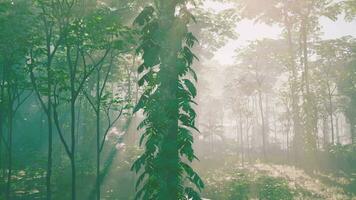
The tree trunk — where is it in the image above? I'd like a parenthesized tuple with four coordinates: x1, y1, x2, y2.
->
(351, 121, 356, 144)
(156, 1, 183, 198)
(301, 16, 317, 169)
(0, 65, 4, 183)
(239, 113, 244, 167)
(6, 99, 13, 200)
(286, 123, 290, 162)
(96, 70, 101, 200)
(70, 154, 76, 200)
(327, 83, 335, 145)
(246, 123, 251, 163)
(70, 98, 76, 200)
(285, 19, 303, 165)
(47, 109, 53, 200)
(258, 90, 266, 160)
(322, 116, 329, 149)
(67, 44, 78, 200)
(46, 59, 53, 200)
(336, 116, 340, 144)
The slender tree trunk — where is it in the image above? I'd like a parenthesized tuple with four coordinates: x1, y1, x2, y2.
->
(67, 44, 78, 200)
(239, 113, 244, 167)
(265, 95, 270, 143)
(286, 123, 290, 162)
(96, 70, 101, 200)
(327, 83, 335, 145)
(322, 116, 329, 149)
(246, 124, 251, 163)
(0, 66, 4, 183)
(351, 121, 356, 144)
(47, 108, 53, 200)
(70, 98, 76, 200)
(69, 55, 77, 199)
(273, 108, 277, 144)
(46, 58, 53, 200)
(235, 119, 239, 154)
(69, 154, 76, 200)
(6, 99, 13, 200)
(96, 117, 100, 200)
(336, 116, 340, 144)
(76, 98, 82, 154)
(258, 90, 266, 160)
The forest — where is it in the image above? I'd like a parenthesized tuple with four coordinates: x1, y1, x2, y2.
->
(0, 0, 356, 199)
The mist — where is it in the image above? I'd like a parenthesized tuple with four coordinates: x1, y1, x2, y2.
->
(0, 0, 356, 200)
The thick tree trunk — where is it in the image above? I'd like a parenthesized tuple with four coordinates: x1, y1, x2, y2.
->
(301, 16, 317, 170)
(285, 20, 303, 165)
(156, 1, 183, 199)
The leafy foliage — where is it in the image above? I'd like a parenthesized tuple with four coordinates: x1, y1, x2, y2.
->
(131, 2, 203, 200)
(257, 176, 293, 200)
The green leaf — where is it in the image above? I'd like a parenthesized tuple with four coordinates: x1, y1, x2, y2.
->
(183, 79, 197, 98)
(133, 6, 155, 26)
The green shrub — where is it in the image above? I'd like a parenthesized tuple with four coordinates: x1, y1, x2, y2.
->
(256, 176, 293, 200)
(228, 176, 250, 200)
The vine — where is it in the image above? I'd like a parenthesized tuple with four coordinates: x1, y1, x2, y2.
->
(131, 3, 204, 200)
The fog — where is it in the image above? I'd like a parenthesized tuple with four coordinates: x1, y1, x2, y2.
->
(1, 0, 356, 199)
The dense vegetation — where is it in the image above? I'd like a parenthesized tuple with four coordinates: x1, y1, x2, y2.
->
(0, 0, 355, 200)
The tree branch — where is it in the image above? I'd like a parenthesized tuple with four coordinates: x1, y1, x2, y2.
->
(52, 86, 72, 156)
(99, 108, 123, 153)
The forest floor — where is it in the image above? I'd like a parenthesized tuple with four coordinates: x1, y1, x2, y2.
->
(201, 158, 356, 200)
(2, 161, 356, 199)
(249, 163, 356, 200)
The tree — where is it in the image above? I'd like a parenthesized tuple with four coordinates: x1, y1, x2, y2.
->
(224, 67, 254, 165)
(342, 0, 356, 21)
(235, 39, 282, 160)
(199, 97, 224, 154)
(131, 1, 204, 199)
(82, 10, 136, 198)
(27, 1, 68, 198)
(314, 37, 355, 146)
(0, 1, 33, 198)
(237, 0, 341, 167)
(47, 3, 116, 199)
(337, 39, 356, 143)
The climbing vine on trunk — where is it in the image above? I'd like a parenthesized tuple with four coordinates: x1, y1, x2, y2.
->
(131, 2, 204, 200)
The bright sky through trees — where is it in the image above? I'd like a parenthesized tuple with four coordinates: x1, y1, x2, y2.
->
(203, 1, 356, 65)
